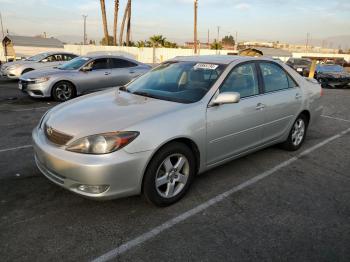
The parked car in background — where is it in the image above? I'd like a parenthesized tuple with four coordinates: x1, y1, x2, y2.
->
(19, 55, 151, 101)
(0, 52, 77, 79)
(286, 58, 311, 76)
(314, 64, 350, 88)
(33, 56, 323, 206)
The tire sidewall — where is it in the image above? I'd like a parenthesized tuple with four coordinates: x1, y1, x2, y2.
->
(143, 142, 196, 206)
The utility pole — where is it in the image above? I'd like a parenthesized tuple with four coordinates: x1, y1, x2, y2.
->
(194, 0, 198, 54)
(207, 29, 209, 48)
(82, 15, 87, 45)
(217, 26, 220, 43)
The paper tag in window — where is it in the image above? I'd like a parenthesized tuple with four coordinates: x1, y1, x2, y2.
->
(194, 63, 218, 70)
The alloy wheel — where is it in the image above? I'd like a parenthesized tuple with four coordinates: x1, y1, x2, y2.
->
(55, 84, 72, 101)
(291, 119, 305, 146)
(155, 153, 190, 198)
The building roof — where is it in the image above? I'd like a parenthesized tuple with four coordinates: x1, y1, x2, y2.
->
(240, 47, 291, 57)
(2, 35, 64, 48)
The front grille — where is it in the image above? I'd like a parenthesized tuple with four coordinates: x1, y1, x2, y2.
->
(44, 124, 73, 146)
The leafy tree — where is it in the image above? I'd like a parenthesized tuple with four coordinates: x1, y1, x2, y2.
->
(221, 35, 235, 46)
(211, 40, 223, 50)
(100, 36, 114, 45)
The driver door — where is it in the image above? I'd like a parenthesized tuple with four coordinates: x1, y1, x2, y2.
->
(76, 58, 112, 93)
(206, 62, 266, 165)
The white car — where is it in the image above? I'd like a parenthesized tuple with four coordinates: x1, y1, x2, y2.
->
(0, 52, 77, 79)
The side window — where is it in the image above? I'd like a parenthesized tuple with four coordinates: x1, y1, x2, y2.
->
(259, 62, 290, 92)
(220, 63, 259, 98)
(54, 54, 63, 61)
(287, 75, 298, 88)
(44, 55, 56, 62)
(110, 58, 137, 68)
(63, 54, 76, 61)
(87, 58, 109, 70)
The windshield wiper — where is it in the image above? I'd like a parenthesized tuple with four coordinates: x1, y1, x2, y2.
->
(132, 91, 159, 99)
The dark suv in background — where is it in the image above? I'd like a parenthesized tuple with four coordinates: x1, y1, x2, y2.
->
(286, 58, 311, 76)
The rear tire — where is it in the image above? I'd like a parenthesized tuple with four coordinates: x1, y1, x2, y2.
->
(281, 114, 308, 151)
(52, 81, 75, 102)
(143, 142, 196, 207)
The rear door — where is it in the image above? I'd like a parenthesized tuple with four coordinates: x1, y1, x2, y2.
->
(76, 58, 112, 93)
(206, 62, 266, 165)
(257, 61, 302, 143)
(109, 58, 140, 86)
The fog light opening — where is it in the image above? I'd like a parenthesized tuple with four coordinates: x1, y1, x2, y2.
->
(77, 184, 109, 194)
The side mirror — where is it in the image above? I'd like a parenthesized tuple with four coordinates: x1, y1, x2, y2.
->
(210, 92, 240, 106)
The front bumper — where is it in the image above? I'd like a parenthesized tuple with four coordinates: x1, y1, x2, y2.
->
(0, 68, 21, 79)
(32, 126, 152, 200)
(19, 79, 52, 98)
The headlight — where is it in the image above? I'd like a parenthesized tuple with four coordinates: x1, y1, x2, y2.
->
(8, 65, 20, 70)
(66, 131, 139, 154)
(32, 77, 50, 83)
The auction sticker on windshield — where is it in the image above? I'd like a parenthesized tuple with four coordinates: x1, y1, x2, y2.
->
(194, 63, 219, 70)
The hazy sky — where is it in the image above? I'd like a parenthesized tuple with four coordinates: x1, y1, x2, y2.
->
(0, 0, 349, 44)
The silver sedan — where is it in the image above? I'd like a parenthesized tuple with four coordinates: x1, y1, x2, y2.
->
(0, 52, 77, 79)
(19, 55, 151, 101)
(33, 56, 323, 206)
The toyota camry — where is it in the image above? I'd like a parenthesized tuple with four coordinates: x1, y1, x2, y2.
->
(33, 55, 323, 206)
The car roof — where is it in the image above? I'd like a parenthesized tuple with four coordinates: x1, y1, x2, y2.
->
(170, 55, 275, 65)
(38, 51, 76, 55)
(82, 54, 138, 61)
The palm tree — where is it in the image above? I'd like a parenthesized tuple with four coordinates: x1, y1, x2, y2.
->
(119, 0, 131, 46)
(113, 0, 119, 46)
(100, 0, 109, 45)
(149, 35, 166, 47)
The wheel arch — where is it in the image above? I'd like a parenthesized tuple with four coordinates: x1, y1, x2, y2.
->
(21, 68, 34, 75)
(51, 80, 77, 97)
(298, 110, 311, 126)
(140, 137, 201, 193)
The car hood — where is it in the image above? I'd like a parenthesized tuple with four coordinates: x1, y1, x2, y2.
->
(1, 60, 32, 68)
(317, 71, 350, 79)
(45, 89, 182, 139)
(21, 68, 72, 79)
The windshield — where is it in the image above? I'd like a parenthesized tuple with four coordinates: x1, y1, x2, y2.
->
(25, 53, 48, 62)
(58, 57, 91, 70)
(125, 61, 226, 103)
(316, 65, 344, 73)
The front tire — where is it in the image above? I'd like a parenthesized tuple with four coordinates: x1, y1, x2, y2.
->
(143, 142, 196, 207)
(52, 81, 75, 102)
(281, 114, 308, 151)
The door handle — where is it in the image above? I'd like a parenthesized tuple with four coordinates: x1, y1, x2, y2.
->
(295, 93, 302, 99)
(129, 71, 136, 74)
(256, 103, 265, 110)
(104, 72, 111, 75)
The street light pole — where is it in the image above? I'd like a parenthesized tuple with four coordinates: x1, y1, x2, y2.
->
(82, 15, 87, 45)
(194, 0, 198, 54)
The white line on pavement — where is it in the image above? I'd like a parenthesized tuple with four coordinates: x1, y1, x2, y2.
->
(92, 126, 350, 262)
(10, 106, 51, 112)
(0, 145, 32, 153)
(321, 115, 350, 123)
